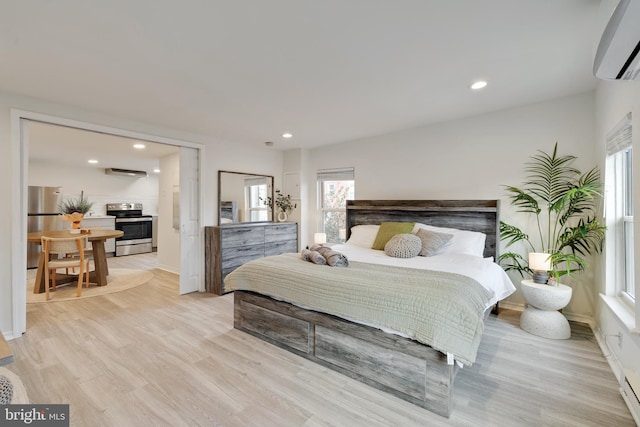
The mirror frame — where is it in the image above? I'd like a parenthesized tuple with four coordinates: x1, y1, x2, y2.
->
(218, 170, 274, 225)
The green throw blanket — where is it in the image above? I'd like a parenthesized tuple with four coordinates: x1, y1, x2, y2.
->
(225, 253, 493, 366)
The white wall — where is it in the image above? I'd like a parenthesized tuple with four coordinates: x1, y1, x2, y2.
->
(306, 92, 598, 318)
(594, 79, 640, 378)
(282, 149, 304, 250)
(29, 159, 159, 216)
(1, 90, 283, 338)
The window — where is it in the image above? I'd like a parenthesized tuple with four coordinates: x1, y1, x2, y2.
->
(244, 177, 269, 222)
(317, 168, 355, 243)
(606, 113, 634, 302)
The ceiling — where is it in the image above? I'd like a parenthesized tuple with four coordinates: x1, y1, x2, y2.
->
(1, 0, 605, 150)
(27, 121, 179, 172)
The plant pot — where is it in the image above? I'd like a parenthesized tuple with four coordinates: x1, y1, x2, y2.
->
(60, 213, 84, 233)
(277, 211, 288, 222)
(69, 220, 82, 233)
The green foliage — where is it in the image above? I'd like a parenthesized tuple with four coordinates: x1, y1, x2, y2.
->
(262, 190, 297, 215)
(323, 181, 353, 243)
(498, 143, 606, 280)
(58, 191, 93, 215)
(274, 190, 296, 214)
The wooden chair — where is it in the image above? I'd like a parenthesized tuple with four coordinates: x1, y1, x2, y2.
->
(41, 235, 90, 301)
(64, 239, 93, 274)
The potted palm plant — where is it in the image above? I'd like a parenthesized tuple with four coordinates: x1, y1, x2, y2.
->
(499, 143, 606, 284)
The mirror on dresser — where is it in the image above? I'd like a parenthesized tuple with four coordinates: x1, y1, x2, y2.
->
(218, 170, 274, 225)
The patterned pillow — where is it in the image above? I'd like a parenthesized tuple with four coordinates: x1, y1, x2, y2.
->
(384, 233, 422, 258)
(415, 228, 453, 256)
(0, 375, 13, 405)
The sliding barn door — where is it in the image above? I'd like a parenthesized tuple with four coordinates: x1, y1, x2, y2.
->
(179, 146, 202, 294)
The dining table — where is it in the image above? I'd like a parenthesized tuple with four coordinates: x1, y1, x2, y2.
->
(28, 229, 124, 294)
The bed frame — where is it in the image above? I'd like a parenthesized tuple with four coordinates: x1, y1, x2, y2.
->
(233, 200, 500, 418)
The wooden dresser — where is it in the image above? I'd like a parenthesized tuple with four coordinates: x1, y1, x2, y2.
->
(205, 222, 298, 295)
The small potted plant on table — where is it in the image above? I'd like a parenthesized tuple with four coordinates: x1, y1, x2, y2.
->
(58, 191, 93, 233)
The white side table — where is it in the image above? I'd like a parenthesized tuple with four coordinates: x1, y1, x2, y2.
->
(520, 280, 572, 339)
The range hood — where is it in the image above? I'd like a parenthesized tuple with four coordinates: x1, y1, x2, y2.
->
(105, 168, 148, 178)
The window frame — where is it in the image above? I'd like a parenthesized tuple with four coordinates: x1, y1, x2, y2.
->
(605, 113, 634, 305)
(244, 178, 269, 222)
(317, 168, 355, 244)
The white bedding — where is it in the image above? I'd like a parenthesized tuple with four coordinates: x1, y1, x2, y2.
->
(332, 243, 516, 309)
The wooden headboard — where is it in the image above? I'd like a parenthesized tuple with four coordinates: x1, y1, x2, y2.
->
(345, 200, 500, 259)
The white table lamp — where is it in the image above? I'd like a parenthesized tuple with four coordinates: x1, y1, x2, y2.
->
(529, 252, 551, 284)
(314, 232, 327, 244)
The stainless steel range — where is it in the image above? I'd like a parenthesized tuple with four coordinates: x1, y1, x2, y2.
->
(106, 203, 153, 256)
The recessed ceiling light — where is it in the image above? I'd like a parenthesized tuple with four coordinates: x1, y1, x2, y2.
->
(282, 132, 293, 139)
(153, 168, 160, 173)
(88, 159, 98, 164)
(470, 80, 488, 90)
(133, 143, 146, 149)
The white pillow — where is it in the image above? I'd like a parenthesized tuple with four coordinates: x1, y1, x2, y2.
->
(413, 223, 486, 257)
(346, 224, 380, 248)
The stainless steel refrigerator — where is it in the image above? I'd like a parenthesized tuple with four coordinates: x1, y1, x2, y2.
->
(27, 186, 63, 268)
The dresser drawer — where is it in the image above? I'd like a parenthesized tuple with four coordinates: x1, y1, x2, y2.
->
(222, 265, 244, 281)
(265, 240, 298, 256)
(265, 224, 297, 243)
(221, 227, 264, 247)
(221, 244, 264, 269)
(206, 223, 298, 295)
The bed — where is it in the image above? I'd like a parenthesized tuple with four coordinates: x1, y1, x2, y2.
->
(225, 200, 515, 418)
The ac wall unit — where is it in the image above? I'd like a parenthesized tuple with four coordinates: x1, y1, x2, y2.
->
(105, 168, 148, 178)
(593, 0, 640, 80)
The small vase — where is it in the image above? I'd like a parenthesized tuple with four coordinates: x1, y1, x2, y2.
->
(277, 211, 288, 222)
(61, 213, 84, 233)
(70, 220, 82, 234)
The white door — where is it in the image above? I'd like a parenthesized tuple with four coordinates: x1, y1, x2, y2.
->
(179, 146, 202, 294)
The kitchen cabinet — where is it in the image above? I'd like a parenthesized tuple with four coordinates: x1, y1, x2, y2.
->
(81, 216, 116, 253)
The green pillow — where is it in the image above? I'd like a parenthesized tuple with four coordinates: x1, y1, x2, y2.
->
(371, 222, 415, 250)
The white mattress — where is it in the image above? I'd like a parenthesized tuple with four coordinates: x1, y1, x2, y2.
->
(332, 243, 516, 309)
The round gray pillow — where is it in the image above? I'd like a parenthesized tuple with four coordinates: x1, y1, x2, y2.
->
(0, 375, 13, 404)
(384, 233, 422, 258)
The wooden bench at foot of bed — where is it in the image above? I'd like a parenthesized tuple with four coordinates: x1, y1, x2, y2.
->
(234, 290, 459, 418)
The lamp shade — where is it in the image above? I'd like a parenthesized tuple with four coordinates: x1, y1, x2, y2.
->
(314, 233, 327, 244)
(529, 252, 551, 272)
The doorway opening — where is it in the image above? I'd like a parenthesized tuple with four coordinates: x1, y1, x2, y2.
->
(11, 110, 204, 337)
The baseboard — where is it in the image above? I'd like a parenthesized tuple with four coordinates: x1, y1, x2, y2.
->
(593, 324, 624, 382)
(497, 300, 523, 312)
(564, 312, 595, 327)
(154, 264, 180, 275)
(497, 300, 595, 327)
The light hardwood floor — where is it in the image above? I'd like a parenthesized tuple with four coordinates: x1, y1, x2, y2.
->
(7, 253, 636, 426)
